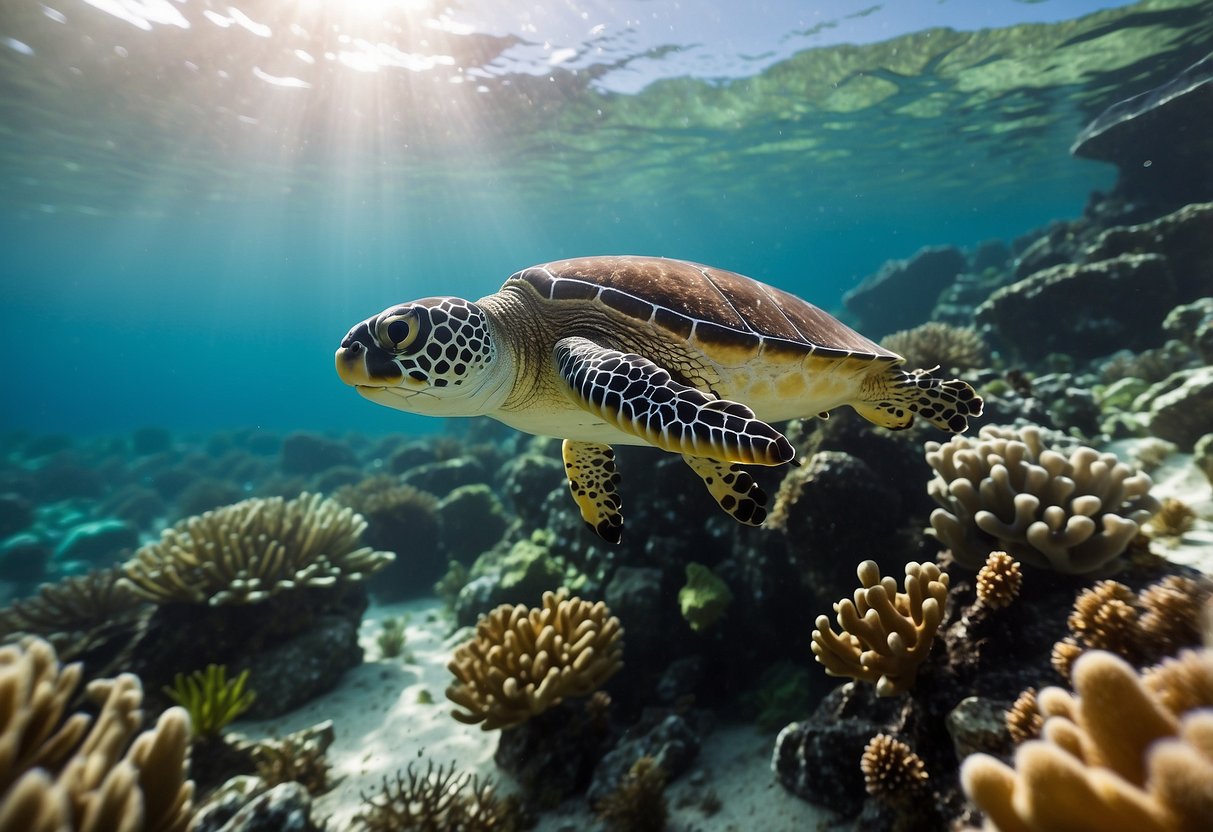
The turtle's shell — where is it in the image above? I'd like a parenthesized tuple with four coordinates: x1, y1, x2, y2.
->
(506, 255, 898, 360)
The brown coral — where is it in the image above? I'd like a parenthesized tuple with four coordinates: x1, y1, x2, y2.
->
(596, 756, 668, 832)
(811, 560, 949, 697)
(119, 492, 394, 605)
(1068, 580, 1143, 661)
(1006, 687, 1043, 745)
(446, 590, 624, 730)
(1051, 638, 1083, 681)
(1142, 649, 1213, 719)
(353, 760, 519, 832)
(0, 568, 146, 660)
(1139, 576, 1213, 656)
(861, 733, 930, 799)
(881, 322, 989, 373)
(249, 721, 335, 796)
(1144, 497, 1197, 539)
(975, 551, 1022, 609)
(962, 648, 1213, 832)
(0, 638, 195, 832)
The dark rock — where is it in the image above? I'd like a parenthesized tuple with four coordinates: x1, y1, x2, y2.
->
(946, 696, 1009, 762)
(1027, 374, 1101, 439)
(586, 713, 701, 806)
(776, 451, 903, 596)
(54, 519, 138, 567)
(1162, 297, 1213, 363)
(1011, 219, 1091, 280)
(387, 440, 437, 474)
(399, 456, 486, 498)
(193, 776, 268, 832)
(1072, 54, 1213, 212)
(280, 433, 357, 475)
(842, 246, 967, 337)
(1195, 433, 1213, 486)
(30, 457, 105, 501)
(604, 566, 666, 664)
(213, 782, 319, 832)
(0, 534, 51, 583)
(976, 253, 1175, 363)
(438, 484, 509, 564)
(0, 493, 34, 538)
(176, 478, 245, 519)
(500, 453, 565, 527)
(495, 700, 615, 811)
(102, 485, 168, 530)
(238, 614, 363, 719)
(772, 683, 901, 817)
(1142, 366, 1213, 451)
(969, 239, 1011, 273)
(654, 657, 704, 706)
(1084, 202, 1213, 306)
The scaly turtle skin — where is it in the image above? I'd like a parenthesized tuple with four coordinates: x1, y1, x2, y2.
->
(336, 256, 983, 542)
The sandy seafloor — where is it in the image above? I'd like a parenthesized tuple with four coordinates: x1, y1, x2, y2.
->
(233, 443, 1212, 831)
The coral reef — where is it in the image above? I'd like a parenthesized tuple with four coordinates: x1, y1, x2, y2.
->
(447, 590, 623, 730)
(1144, 497, 1197, 539)
(975, 552, 1022, 610)
(119, 492, 394, 605)
(164, 665, 256, 738)
(1005, 688, 1043, 745)
(880, 322, 989, 374)
(926, 425, 1161, 573)
(248, 720, 335, 796)
(962, 648, 1213, 832)
(595, 756, 668, 832)
(811, 560, 949, 697)
(0, 638, 195, 832)
(353, 760, 521, 831)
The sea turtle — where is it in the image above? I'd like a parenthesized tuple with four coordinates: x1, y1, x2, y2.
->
(336, 256, 983, 542)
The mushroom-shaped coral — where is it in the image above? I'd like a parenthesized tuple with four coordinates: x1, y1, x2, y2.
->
(118, 492, 394, 605)
(446, 590, 623, 730)
(926, 425, 1161, 573)
(0, 638, 195, 832)
(811, 560, 949, 697)
(962, 648, 1213, 832)
(976, 551, 1022, 609)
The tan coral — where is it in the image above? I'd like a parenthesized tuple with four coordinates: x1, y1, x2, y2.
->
(976, 551, 1022, 609)
(926, 425, 1160, 573)
(861, 733, 930, 799)
(0, 638, 194, 832)
(811, 560, 949, 697)
(1006, 687, 1043, 745)
(119, 492, 394, 605)
(1050, 638, 1083, 681)
(962, 648, 1213, 832)
(881, 322, 989, 373)
(1138, 576, 1213, 656)
(1067, 580, 1143, 660)
(446, 590, 624, 730)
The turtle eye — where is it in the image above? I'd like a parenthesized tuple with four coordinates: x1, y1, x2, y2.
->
(378, 311, 427, 354)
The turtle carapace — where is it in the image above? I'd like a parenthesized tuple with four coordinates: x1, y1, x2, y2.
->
(335, 256, 984, 542)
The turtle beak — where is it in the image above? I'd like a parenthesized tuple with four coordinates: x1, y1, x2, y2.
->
(335, 322, 404, 388)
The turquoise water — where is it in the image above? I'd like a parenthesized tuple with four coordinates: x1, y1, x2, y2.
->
(3, 0, 1212, 435)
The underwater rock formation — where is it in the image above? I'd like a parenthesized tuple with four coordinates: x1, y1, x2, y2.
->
(1084, 202, 1213, 306)
(1138, 365, 1213, 451)
(1072, 53, 1213, 214)
(842, 245, 967, 337)
(926, 425, 1160, 574)
(447, 590, 624, 730)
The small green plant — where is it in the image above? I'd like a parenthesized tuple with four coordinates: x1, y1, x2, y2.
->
(416, 688, 434, 705)
(164, 664, 255, 738)
(377, 616, 407, 658)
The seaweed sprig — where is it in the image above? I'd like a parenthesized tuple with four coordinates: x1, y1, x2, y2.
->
(353, 760, 521, 831)
(164, 664, 255, 738)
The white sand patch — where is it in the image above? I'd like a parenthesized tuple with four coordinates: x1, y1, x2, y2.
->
(233, 597, 833, 829)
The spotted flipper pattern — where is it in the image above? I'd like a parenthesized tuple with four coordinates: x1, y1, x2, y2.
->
(854, 366, 984, 433)
(561, 439, 623, 543)
(683, 455, 768, 526)
(554, 336, 795, 466)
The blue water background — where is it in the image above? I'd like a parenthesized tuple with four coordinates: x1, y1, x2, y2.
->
(5, 0, 1209, 438)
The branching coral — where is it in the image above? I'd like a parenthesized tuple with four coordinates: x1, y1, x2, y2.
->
(0, 637, 195, 832)
(861, 733, 930, 800)
(353, 760, 520, 831)
(811, 560, 949, 697)
(119, 492, 394, 605)
(926, 425, 1161, 573)
(0, 567, 146, 660)
(595, 756, 668, 832)
(962, 648, 1213, 832)
(163, 665, 255, 738)
(1005, 688, 1043, 745)
(881, 322, 989, 373)
(976, 551, 1022, 609)
(1144, 497, 1197, 539)
(446, 590, 624, 730)
(249, 721, 335, 796)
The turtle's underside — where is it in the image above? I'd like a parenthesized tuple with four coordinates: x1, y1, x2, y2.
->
(336, 256, 983, 542)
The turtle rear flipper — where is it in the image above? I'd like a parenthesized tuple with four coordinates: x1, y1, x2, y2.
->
(554, 336, 794, 466)
(853, 366, 984, 434)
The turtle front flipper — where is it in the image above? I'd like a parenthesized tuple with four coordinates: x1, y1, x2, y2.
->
(554, 336, 794, 466)
(854, 366, 984, 433)
(683, 455, 768, 526)
(562, 439, 623, 543)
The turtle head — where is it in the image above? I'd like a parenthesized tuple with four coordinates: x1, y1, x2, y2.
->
(335, 297, 505, 416)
